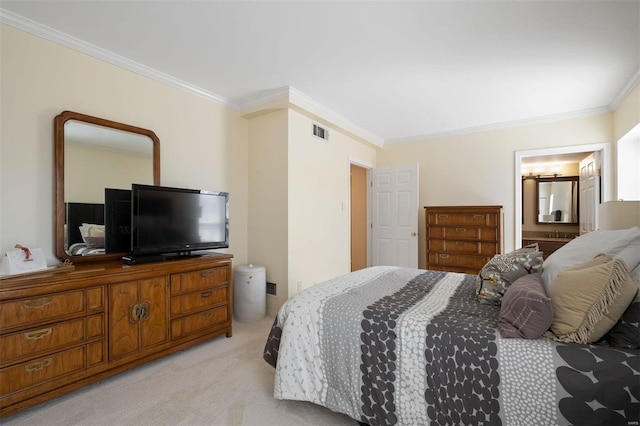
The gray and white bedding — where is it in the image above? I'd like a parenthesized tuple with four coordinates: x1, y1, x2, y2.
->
(263, 266, 639, 426)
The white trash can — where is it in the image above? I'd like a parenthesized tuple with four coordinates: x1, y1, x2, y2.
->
(233, 264, 266, 322)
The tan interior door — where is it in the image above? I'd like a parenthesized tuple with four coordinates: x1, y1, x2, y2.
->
(350, 164, 367, 271)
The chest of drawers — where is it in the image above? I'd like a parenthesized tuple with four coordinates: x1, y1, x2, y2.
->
(0, 253, 232, 417)
(425, 206, 503, 274)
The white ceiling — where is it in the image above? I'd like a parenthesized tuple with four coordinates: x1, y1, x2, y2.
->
(2, 1, 639, 146)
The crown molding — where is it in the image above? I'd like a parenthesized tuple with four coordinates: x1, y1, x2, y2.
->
(0, 9, 234, 107)
(3, 8, 633, 148)
(237, 86, 385, 147)
(609, 69, 640, 111)
(385, 106, 612, 145)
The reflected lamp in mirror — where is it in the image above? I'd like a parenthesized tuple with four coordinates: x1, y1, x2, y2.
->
(535, 176, 579, 224)
(598, 201, 640, 230)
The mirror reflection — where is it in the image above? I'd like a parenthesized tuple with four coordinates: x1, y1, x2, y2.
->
(55, 111, 160, 262)
(536, 177, 579, 224)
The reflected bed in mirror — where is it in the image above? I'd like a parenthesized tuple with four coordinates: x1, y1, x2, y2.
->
(55, 111, 160, 262)
(535, 176, 579, 224)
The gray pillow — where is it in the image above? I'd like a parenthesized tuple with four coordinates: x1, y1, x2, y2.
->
(476, 244, 543, 305)
(498, 274, 553, 339)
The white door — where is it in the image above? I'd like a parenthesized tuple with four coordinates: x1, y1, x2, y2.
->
(371, 164, 419, 268)
(580, 152, 599, 234)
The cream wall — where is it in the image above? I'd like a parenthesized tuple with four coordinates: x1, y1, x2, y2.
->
(0, 24, 249, 265)
(65, 143, 153, 203)
(287, 109, 376, 296)
(613, 83, 639, 142)
(377, 113, 613, 268)
(247, 110, 289, 315)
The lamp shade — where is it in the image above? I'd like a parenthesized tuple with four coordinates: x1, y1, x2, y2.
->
(598, 201, 640, 230)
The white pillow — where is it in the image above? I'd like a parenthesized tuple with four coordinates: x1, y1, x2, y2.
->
(79, 223, 105, 242)
(542, 226, 640, 289)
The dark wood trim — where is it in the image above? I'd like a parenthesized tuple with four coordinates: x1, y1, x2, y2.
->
(54, 111, 160, 263)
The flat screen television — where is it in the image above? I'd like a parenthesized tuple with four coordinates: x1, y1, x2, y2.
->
(130, 184, 229, 259)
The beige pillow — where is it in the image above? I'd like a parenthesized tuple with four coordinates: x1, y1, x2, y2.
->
(546, 254, 638, 344)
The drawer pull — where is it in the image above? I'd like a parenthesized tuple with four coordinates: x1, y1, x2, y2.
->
(455, 228, 466, 233)
(438, 214, 449, 218)
(25, 358, 52, 372)
(439, 254, 449, 259)
(130, 301, 150, 322)
(24, 327, 53, 341)
(202, 311, 213, 319)
(23, 297, 53, 309)
(201, 290, 213, 298)
(474, 214, 484, 219)
(200, 271, 214, 278)
(455, 242, 465, 247)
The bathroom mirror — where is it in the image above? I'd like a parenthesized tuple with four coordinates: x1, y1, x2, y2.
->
(55, 111, 160, 262)
(536, 176, 579, 224)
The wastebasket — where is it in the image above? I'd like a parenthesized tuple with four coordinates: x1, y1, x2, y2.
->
(233, 264, 266, 322)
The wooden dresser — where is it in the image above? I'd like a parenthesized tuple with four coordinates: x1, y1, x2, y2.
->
(425, 206, 503, 274)
(522, 238, 570, 259)
(0, 253, 232, 417)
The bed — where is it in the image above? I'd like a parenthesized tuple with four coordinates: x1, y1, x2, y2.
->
(264, 227, 640, 426)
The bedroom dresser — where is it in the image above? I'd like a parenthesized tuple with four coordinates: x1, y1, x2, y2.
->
(425, 205, 503, 274)
(0, 253, 232, 416)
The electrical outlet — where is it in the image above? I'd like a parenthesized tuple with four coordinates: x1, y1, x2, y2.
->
(297, 281, 302, 292)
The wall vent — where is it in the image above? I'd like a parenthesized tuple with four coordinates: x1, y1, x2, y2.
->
(313, 124, 329, 141)
(266, 282, 277, 296)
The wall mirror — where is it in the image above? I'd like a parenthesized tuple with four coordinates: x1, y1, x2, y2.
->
(536, 176, 579, 224)
(55, 111, 160, 262)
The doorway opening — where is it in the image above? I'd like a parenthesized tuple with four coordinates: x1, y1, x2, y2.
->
(515, 143, 611, 249)
(350, 163, 368, 272)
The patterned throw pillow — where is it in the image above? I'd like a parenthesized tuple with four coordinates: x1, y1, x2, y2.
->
(498, 273, 553, 339)
(476, 244, 543, 305)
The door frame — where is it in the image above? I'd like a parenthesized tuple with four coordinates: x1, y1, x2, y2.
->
(514, 142, 611, 249)
(348, 157, 374, 268)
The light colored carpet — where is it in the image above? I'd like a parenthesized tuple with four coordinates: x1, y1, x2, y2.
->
(3, 316, 359, 426)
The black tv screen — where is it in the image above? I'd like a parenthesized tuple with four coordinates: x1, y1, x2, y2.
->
(131, 184, 229, 257)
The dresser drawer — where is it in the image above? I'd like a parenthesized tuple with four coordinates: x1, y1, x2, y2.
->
(171, 306, 229, 339)
(427, 212, 498, 227)
(170, 286, 228, 316)
(170, 267, 228, 295)
(428, 226, 498, 241)
(0, 288, 103, 331)
(428, 252, 490, 270)
(0, 346, 86, 397)
(428, 239, 498, 255)
(0, 315, 103, 365)
(429, 265, 480, 275)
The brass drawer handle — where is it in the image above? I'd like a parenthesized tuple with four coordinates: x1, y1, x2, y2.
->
(202, 311, 213, 319)
(455, 228, 466, 232)
(455, 242, 465, 247)
(24, 327, 53, 341)
(200, 271, 213, 278)
(439, 254, 449, 259)
(25, 358, 52, 372)
(438, 214, 448, 218)
(474, 214, 484, 219)
(130, 301, 150, 322)
(23, 297, 52, 309)
(201, 290, 213, 298)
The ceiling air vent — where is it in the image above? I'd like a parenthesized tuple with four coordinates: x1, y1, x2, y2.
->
(313, 124, 329, 141)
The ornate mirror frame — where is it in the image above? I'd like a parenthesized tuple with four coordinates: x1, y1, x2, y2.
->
(54, 111, 160, 262)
